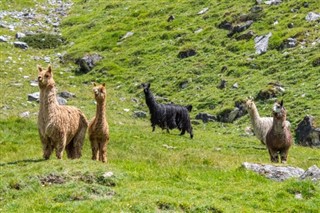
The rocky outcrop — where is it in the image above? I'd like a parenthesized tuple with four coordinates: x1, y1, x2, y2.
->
(295, 115, 320, 147)
(254, 32, 272, 55)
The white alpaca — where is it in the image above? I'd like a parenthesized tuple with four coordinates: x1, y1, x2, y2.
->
(245, 99, 290, 145)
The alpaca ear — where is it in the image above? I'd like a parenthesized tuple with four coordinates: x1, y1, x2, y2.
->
(102, 83, 105, 87)
(93, 82, 97, 86)
(147, 83, 150, 88)
(37, 65, 42, 73)
(280, 100, 283, 107)
(47, 64, 52, 74)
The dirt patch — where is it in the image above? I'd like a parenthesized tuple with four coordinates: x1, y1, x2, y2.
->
(39, 173, 66, 186)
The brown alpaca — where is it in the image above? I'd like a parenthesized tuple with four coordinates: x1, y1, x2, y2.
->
(37, 65, 88, 160)
(266, 100, 292, 163)
(88, 83, 110, 163)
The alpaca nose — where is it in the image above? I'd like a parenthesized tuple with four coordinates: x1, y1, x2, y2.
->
(38, 76, 42, 81)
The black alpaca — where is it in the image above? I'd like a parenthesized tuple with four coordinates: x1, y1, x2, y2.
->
(141, 83, 193, 138)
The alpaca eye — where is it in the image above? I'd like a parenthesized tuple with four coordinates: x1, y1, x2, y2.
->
(45, 74, 49, 78)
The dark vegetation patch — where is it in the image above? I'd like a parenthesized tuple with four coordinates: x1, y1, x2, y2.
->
(39, 173, 66, 186)
(20, 33, 65, 49)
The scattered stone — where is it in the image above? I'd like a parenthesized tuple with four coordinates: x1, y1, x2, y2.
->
(312, 57, 320, 67)
(30, 80, 38, 87)
(13, 41, 28, 49)
(163, 144, 176, 149)
(278, 38, 297, 50)
(305, 12, 320, 22)
(217, 79, 227, 89)
(295, 115, 320, 147)
(236, 31, 255, 41)
(120, 31, 134, 40)
(19, 111, 30, 118)
(228, 20, 253, 37)
(250, 6, 263, 13)
(300, 165, 320, 182)
(179, 81, 188, 89)
(57, 97, 67, 105)
(197, 8, 209, 15)
(76, 53, 103, 73)
(217, 20, 233, 31)
(256, 82, 285, 100)
(102, 171, 114, 178)
(194, 28, 203, 34)
(58, 91, 75, 99)
(177, 49, 196, 59)
(242, 162, 304, 181)
(28, 92, 40, 102)
(265, 0, 282, 5)
(195, 113, 217, 123)
(0, 35, 9, 42)
(295, 193, 303, 200)
(287, 23, 294, 28)
(167, 15, 175, 22)
(133, 111, 147, 118)
(303, 2, 309, 8)
(44, 56, 51, 63)
(15, 32, 26, 39)
(124, 108, 130, 112)
(232, 82, 239, 89)
(254, 32, 272, 55)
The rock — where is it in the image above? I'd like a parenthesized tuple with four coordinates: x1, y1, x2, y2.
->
(57, 97, 67, 105)
(58, 91, 75, 99)
(256, 82, 285, 100)
(254, 32, 272, 55)
(228, 20, 254, 37)
(167, 15, 175, 22)
(194, 28, 203, 34)
(217, 79, 227, 89)
(76, 53, 103, 73)
(232, 82, 239, 89)
(120, 31, 134, 40)
(177, 49, 196, 59)
(250, 6, 263, 13)
(217, 20, 233, 31)
(0, 35, 9, 42)
(197, 8, 209, 15)
(30, 80, 38, 87)
(236, 31, 255, 41)
(303, 2, 309, 8)
(242, 162, 305, 181)
(265, 0, 282, 5)
(256, 0, 263, 4)
(278, 38, 297, 50)
(305, 12, 320, 22)
(195, 113, 216, 123)
(287, 23, 294, 28)
(103, 171, 114, 178)
(300, 165, 320, 182)
(14, 41, 28, 49)
(133, 111, 147, 118)
(15, 32, 26, 39)
(179, 81, 188, 89)
(19, 111, 30, 118)
(312, 57, 320, 67)
(28, 92, 40, 102)
(295, 115, 320, 147)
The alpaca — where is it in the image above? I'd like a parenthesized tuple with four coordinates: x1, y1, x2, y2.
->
(37, 65, 88, 160)
(266, 100, 292, 163)
(141, 83, 193, 138)
(88, 83, 110, 163)
(245, 99, 290, 145)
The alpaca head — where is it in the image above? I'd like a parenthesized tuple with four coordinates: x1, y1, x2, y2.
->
(272, 100, 286, 120)
(141, 83, 151, 95)
(92, 83, 106, 102)
(37, 64, 55, 89)
(245, 99, 257, 114)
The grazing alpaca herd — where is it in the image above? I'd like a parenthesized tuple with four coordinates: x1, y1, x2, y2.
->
(37, 65, 293, 163)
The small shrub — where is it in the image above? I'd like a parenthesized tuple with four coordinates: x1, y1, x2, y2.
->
(20, 33, 65, 49)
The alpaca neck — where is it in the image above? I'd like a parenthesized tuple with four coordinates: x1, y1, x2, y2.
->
(39, 85, 59, 115)
(272, 117, 286, 134)
(95, 100, 106, 123)
(145, 91, 158, 112)
(249, 106, 261, 124)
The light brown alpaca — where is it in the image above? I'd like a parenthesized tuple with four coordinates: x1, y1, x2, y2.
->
(37, 65, 88, 160)
(266, 100, 292, 163)
(88, 83, 110, 163)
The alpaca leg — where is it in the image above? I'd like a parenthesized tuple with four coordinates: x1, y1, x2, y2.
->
(41, 135, 53, 160)
(280, 150, 288, 164)
(152, 125, 155, 132)
(268, 149, 279, 163)
(65, 140, 75, 159)
(72, 125, 87, 159)
(99, 141, 108, 163)
(180, 129, 186, 136)
(55, 137, 66, 159)
(188, 128, 193, 139)
(91, 140, 99, 161)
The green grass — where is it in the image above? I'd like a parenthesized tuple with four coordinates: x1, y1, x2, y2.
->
(1, 0, 320, 212)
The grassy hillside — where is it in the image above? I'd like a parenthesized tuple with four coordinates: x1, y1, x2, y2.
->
(0, 0, 320, 212)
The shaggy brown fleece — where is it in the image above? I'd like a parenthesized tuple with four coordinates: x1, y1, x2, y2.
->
(37, 65, 88, 160)
(88, 83, 110, 163)
(266, 100, 292, 163)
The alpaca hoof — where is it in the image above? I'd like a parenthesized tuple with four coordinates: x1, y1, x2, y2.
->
(281, 160, 287, 164)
